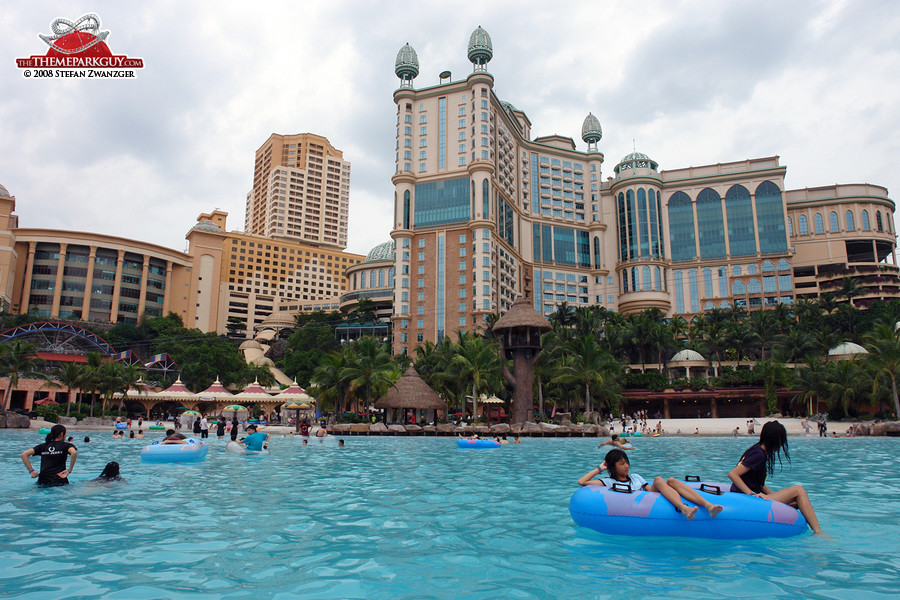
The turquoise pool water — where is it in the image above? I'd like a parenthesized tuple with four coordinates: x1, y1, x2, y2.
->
(1, 430, 898, 599)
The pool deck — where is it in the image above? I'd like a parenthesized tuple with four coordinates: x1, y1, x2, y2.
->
(18, 416, 892, 437)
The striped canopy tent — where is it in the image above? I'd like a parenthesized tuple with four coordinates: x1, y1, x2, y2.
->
(160, 378, 197, 402)
(197, 377, 234, 412)
(233, 379, 276, 412)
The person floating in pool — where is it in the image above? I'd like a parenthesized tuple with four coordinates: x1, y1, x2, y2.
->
(21, 424, 77, 487)
(239, 424, 269, 451)
(93, 462, 126, 483)
(578, 449, 723, 521)
(728, 420, 827, 536)
(135, 430, 144, 439)
(598, 434, 633, 450)
(512, 435, 522, 444)
(161, 429, 188, 445)
(315, 426, 328, 438)
(338, 439, 345, 447)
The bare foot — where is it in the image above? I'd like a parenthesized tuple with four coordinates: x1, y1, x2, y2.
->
(681, 505, 699, 521)
(707, 504, 724, 518)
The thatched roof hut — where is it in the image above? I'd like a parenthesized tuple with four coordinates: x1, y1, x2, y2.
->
(375, 366, 446, 410)
(492, 296, 552, 332)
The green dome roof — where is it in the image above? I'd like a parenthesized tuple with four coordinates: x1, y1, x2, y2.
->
(615, 151, 659, 175)
(193, 219, 222, 232)
(395, 43, 419, 80)
(581, 113, 602, 142)
(363, 241, 394, 264)
(0, 184, 10, 198)
(467, 26, 493, 65)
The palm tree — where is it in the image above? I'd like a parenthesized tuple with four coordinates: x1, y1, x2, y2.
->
(81, 351, 105, 418)
(551, 334, 620, 417)
(341, 337, 396, 414)
(114, 363, 145, 416)
(748, 310, 779, 361)
(450, 332, 500, 422)
(791, 358, 829, 416)
(864, 324, 900, 419)
(0, 341, 47, 411)
(823, 359, 869, 418)
(754, 358, 789, 414)
(55, 362, 85, 417)
(310, 350, 352, 413)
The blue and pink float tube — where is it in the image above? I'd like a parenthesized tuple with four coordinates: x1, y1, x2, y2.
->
(569, 480, 807, 539)
(457, 439, 501, 449)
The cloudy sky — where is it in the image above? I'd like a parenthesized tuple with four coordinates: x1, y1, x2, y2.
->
(3, 1, 899, 257)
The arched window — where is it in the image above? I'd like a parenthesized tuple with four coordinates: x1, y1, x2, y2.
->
(352, 273, 357, 291)
(697, 188, 726, 259)
(403, 190, 410, 229)
(877, 211, 884, 231)
(648, 188, 660, 258)
(637, 188, 650, 258)
(667, 191, 695, 261)
(845, 211, 855, 231)
(654, 266, 661, 291)
(631, 268, 638, 291)
(861, 209, 870, 231)
(388, 267, 395, 286)
(359, 271, 366, 289)
(617, 193, 627, 261)
(733, 265, 742, 276)
(642, 266, 651, 291)
(889, 218, 893, 234)
(370, 271, 377, 287)
(622, 268, 629, 293)
(732, 280, 746, 295)
(748, 278, 761, 294)
(762, 260, 776, 273)
(593, 236, 601, 269)
(814, 213, 824, 234)
(755, 181, 787, 253)
(378, 269, 385, 287)
(626, 189, 637, 260)
(829, 211, 839, 233)
(777, 259, 791, 271)
(787, 216, 793, 237)
(482, 179, 489, 218)
(798, 214, 809, 235)
(725, 184, 755, 256)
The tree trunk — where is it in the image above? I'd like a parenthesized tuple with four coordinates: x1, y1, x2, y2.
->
(537, 381, 544, 422)
(472, 382, 478, 423)
(892, 375, 900, 420)
(585, 381, 591, 415)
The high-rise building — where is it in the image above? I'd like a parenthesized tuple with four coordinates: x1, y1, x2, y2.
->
(245, 133, 350, 249)
(388, 27, 897, 356)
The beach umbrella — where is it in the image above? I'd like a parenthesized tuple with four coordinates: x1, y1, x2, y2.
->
(33, 398, 58, 406)
(221, 404, 249, 418)
(480, 394, 504, 426)
(181, 410, 200, 416)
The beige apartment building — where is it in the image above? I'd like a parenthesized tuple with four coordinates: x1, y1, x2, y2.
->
(194, 210, 363, 337)
(387, 27, 897, 355)
(245, 133, 350, 250)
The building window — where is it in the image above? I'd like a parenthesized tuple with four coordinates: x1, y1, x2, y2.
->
(814, 213, 825, 234)
(845, 210, 856, 231)
(798, 214, 809, 235)
(861, 209, 870, 231)
(829, 211, 840, 233)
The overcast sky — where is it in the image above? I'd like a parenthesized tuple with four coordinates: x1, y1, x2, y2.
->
(3, 1, 899, 257)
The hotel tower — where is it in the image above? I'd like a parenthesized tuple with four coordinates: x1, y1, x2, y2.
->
(388, 26, 897, 356)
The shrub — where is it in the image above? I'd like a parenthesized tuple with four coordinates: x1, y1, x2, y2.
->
(34, 405, 61, 423)
(623, 372, 669, 392)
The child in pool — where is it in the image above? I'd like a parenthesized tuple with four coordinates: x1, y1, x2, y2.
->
(578, 449, 724, 520)
(728, 420, 826, 536)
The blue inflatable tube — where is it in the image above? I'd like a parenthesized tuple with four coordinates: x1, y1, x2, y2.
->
(140, 438, 209, 463)
(457, 439, 501, 449)
(569, 482, 807, 539)
(115, 423, 128, 430)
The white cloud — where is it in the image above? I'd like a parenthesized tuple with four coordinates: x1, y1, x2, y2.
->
(2, 0, 898, 258)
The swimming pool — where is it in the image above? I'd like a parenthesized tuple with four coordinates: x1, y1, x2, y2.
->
(1, 430, 898, 598)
